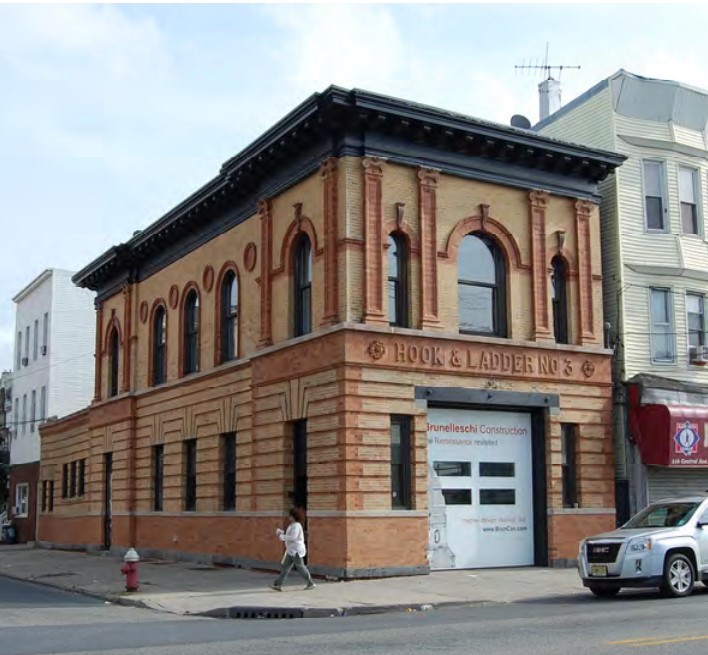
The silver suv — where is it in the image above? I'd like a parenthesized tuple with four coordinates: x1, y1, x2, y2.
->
(578, 496, 708, 598)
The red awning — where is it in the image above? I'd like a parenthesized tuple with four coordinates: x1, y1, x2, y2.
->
(631, 403, 708, 467)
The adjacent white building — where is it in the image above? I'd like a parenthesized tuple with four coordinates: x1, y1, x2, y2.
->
(537, 70, 708, 517)
(8, 269, 95, 541)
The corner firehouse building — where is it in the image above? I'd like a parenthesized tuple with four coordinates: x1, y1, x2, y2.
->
(39, 88, 624, 577)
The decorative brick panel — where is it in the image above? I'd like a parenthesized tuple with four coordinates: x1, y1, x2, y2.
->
(258, 199, 273, 347)
(418, 167, 441, 329)
(362, 157, 388, 325)
(575, 199, 596, 344)
(93, 304, 103, 402)
(529, 190, 552, 341)
(321, 157, 340, 326)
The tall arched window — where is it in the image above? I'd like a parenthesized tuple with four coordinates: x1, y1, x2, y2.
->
(387, 233, 409, 328)
(293, 235, 312, 337)
(152, 306, 167, 385)
(220, 271, 239, 362)
(457, 234, 506, 336)
(551, 256, 569, 344)
(108, 327, 120, 397)
(183, 291, 200, 375)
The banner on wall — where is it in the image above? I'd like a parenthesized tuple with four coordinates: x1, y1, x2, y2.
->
(427, 407, 535, 569)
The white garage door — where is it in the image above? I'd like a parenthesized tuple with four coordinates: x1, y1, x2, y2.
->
(427, 407, 534, 569)
(647, 467, 708, 504)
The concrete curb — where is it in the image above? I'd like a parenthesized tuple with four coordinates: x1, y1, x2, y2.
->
(0, 570, 501, 620)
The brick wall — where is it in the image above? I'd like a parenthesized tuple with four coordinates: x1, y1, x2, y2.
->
(39, 154, 613, 576)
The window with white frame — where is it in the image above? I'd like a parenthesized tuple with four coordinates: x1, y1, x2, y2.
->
(679, 167, 700, 235)
(643, 161, 666, 231)
(16, 331, 21, 369)
(14, 398, 18, 434)
(650, 288, 675, 362)
(33, 319, 38, 360)
(40, 386, 47, 422)
(42, 312, 49, 355)
(22, 394, 27, 435)
(30, 390, 36, 432)
(687, 293, 706, 350)
(24, 325, 29, 360)
(15, 483, 29, 517)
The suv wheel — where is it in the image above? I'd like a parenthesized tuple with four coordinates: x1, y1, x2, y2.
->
(588, 585, 620, 598)
(661, 553, 695, 598)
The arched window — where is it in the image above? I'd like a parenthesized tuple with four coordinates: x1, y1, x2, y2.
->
(152, 306, 167, 385)
(220, 271, 239, 362)
(457, 234, 506, 336)
(108, 327, 120, 397)
(387, 233, 409, 328)
(183, 291, 200, 375)
(551, 256, 569, 344)
(293, 235, 312, 337)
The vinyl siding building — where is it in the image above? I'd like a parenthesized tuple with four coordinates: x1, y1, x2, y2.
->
(538, 70, 708, 517)
(8, 269, 95, 541)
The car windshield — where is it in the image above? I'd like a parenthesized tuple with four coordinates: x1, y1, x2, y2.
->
(622, 502, 700, 529)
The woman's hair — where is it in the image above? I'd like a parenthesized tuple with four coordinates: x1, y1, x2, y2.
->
(289, 507, 305, 523)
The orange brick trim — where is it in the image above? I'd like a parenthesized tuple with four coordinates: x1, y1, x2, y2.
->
(529, 190, 552, 342)
(202, 265, 215, 293)
(121, 284, 133, 393)
(93, 304, 104, 403)
(418, 167, 441, 329)
(321, 157, 340, 326)
(258, 199, 273, 348)
(178, 281, 202, 376)
(213, 261, 241, 366)
(274, 213, 322, 277)
(362, 156, 388, 325)
(103, 314, 123, 352)
(441, 210, 527, 270)
(147, 298, 168, 386)
(575, 199, 596, 344)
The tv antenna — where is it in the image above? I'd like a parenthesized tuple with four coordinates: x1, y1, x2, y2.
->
(515, 42, 580, 81)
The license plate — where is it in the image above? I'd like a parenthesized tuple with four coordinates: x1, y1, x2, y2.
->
(590, 564, 608, 577)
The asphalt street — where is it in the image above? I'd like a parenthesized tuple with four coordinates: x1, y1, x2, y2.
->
(4, 576, 708, 655)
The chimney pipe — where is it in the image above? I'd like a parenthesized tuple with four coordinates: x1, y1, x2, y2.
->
(538, 77, 561, 121)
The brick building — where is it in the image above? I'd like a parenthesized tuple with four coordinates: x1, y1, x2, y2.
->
(39, 88, 624, 576)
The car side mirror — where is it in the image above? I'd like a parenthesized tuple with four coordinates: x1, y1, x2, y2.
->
(698, 522, 707, 529)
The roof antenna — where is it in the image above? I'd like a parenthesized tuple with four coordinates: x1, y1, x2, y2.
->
(515, 43, 581, 122)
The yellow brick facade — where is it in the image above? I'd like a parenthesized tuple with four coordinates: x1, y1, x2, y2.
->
(39, 94, 622, 577)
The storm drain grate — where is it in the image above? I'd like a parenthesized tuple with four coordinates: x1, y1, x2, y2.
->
(225, 607, 302, 620)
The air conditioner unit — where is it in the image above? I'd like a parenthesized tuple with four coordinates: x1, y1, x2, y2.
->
(21, 357, 28, 367)
(689, 345, 708, 366)
(41, 345, 47, 356)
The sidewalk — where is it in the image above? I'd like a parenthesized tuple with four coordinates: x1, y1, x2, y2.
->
(0, 545, 584, 619)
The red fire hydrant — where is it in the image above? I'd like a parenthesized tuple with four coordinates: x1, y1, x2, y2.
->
(121, 548, 140, 592)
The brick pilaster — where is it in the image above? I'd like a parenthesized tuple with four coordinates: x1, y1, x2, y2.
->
(418, 167, 441, 329)
(529, 190, 552, 341)
(121, 284, 132, 393)
(258, 199, 273, 348)
(320, 157, 339, 326)
(575, 199, 596, 344)
(362, 157, 388, 325)
(93, 303, 103, 403)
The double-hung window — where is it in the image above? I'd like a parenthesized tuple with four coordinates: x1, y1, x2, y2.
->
(679, 167, 700, 235)
(687, 293, 706, 351)
(650, 288, 675, 362)
(643, 160, 667, 231)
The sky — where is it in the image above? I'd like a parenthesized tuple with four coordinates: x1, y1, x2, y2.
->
(2, 2, 708, 371)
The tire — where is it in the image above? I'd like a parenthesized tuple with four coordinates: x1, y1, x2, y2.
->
(588, 585, 620, 598)
(661, 553, 695, 598)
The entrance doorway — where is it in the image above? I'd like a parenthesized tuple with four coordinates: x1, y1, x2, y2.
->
(427, 407, 535, 569)
(103, 453, 113, 550)
(292, 420, 307, 510)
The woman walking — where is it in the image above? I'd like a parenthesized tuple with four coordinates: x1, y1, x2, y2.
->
(272, 507, 316, 591)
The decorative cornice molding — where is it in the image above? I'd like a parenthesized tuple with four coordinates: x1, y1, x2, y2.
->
(418, 166, 441, 187)
(529, 189, 550, 209)
(362, 156, 387, 176)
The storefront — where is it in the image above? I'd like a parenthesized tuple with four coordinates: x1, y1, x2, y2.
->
(628, 375, 708, 506)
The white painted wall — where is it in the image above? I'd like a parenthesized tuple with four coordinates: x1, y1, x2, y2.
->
(48, 270, 95, 420)
(8, 270, 95, 467)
